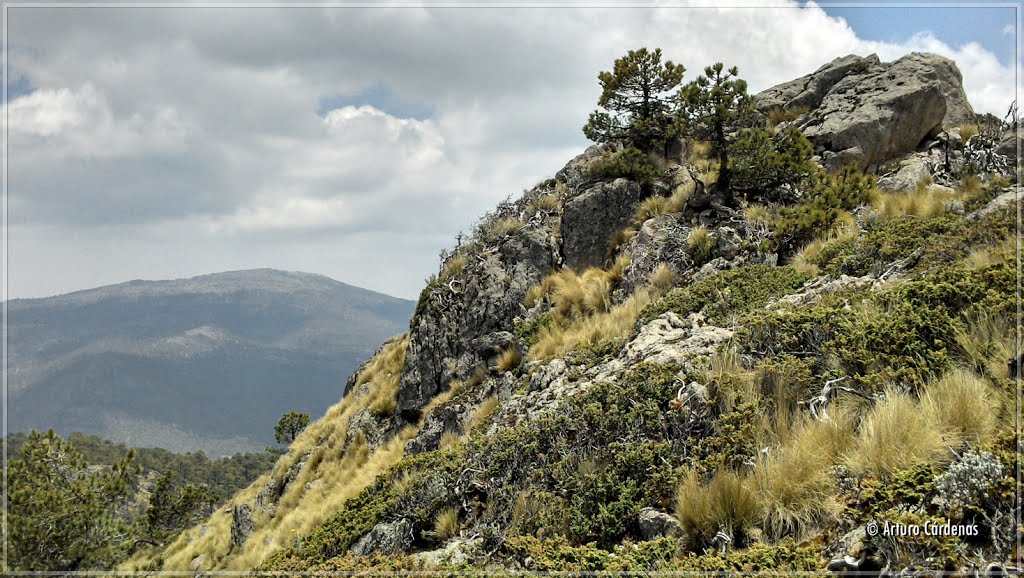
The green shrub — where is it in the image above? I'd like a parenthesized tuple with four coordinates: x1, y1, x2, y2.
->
(773, 167, 875, 255)
(729, 126, 816, 201)
(589, 147, 660, 186)
(638, 265, 810, 327)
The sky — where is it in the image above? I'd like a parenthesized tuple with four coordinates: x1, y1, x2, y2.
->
(4, 2, 1020, 301)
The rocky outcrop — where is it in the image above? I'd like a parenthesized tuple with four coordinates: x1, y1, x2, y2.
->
(397, 203, 561, 417)
(625, 312, 733, 372)
(561, 178, 644, 269)
(350, 519, 413, 556)
(620, 215, 693, 296)
(255, 451, 310, 514)
(637, 508, 682, 540)
(758, 52, 975, 171)
(230, 504, 254, 549)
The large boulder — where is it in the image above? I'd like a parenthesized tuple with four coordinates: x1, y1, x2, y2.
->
(758, 52, 975, 171)
(350, 518, 414, 556)
(561, 178, 643, 269)
(638, 507, 682, 540)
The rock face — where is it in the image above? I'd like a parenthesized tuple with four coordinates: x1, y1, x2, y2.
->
(230, 504, 254, 548)
(637, 508, 682, 540)
(397, 193, 562, 416)
(561, 178, 644, 269)
(757, 52, 974, 171)
(350, 519, 413, 556)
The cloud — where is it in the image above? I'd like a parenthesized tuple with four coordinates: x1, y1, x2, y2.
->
(5, 4, 1018, 299)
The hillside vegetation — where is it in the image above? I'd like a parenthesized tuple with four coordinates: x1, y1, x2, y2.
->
(26, 50, 1020, 575)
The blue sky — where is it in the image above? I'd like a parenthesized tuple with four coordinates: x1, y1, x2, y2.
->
(822, 4, 1017, 66)
(5, 4, 1021, 300)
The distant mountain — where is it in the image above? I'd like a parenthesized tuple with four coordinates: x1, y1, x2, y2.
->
(5, 269, 414, 455)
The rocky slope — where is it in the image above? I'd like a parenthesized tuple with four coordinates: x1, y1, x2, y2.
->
(133, 53, 1020, 574)
(6, 269, 413, 454)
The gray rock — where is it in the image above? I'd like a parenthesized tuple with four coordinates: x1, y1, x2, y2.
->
(405, 402, 463, 456)
(345, 409, 386, 452)
(398, 217, 559, 416)
(624, 312, 734, 371)
(561, 178, 644, 269)
(555, 144, 616, 192)
(256, 451, 310, 513)
(189, 554, 207, 572)
(969, 188, 1019, 220)
(996, 127, 1022, 159)
(350, 518, 414, 556)
(230, 504, 254, 548)
(877, 156, 932, 193)
(759, 53, 975, 171)
(413, 537, 483, 566)
(714, 227, 743, 260)
(638, 507, 682, 540)
(620, 215, 692, 296)
(756, 54, 881, 115)
(472, 331, 514, 358)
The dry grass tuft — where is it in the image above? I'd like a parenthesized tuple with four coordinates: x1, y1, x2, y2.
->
(744, 204, 772, 229)
(961, 173, 983, 195)
(676, 469, 761, 548)
(496, 347, 522, 374)
(790, 239, 825, 276)
(433, 506, 461, 541)
(529, 288, 652, 362)
(648, 263, 677, 296)
(440, 254, 469, 280)
(687, 227, 716, 263)
(438, 431, 463, 450)
(952, 308, 1016, 378)
(921, 369, 1001, 446)
(468, 396, 500, 431)
(633, 196, 671, 225)
(959, 123, 979, 143)
(845, 388, 950, 479)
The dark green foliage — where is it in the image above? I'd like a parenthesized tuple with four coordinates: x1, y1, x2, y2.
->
(588, 146, 661, 186)
(816, 208, 1015, 278)
(638, 265, 810, 327)
(8, 429, 139, 571)
(669, 541, 823, 572)
(5, 432, 273, 504)
(741, 261, 1015, 391)
(677, 63, 755, 197)
(690, 399, 761, 476)
(143, 473, 218, 545)
(856, 463, 940, 520)
(772, 167, 874, 255)
(583, 48, 686, 153)
(274, 410, 310, 445)
(729, 126, 817, 201)
(513, 312, 555, 347)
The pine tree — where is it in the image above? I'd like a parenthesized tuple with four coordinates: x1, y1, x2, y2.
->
(7, 429, 138, 570)
(678, 63, 756, 201)
(583, 48, 686, 154)
(143, 472, 218, 545)
(274, 410, 310, 445)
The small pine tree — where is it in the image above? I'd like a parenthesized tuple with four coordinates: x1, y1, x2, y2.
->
(583, 48, 686, 154)
(7, 429, 138, 570)
(274, 410, 310, 445)
(678, 63, 756, 201)
(143, 472, 218, 545)
(729, 126, 817, 201)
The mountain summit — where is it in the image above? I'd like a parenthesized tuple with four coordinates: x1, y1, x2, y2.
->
(69, 51, 1024, 574)
(7, 269, 414, 454)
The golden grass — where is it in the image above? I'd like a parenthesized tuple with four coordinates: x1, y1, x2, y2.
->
(705, 347, 757, 415)
(965, 236, 1015, 270)
(529, 288, 653, 362)
(875, 188, 953, 221)
(744, 204, 772, 229)
(525, 256, 629, 323)
(607, 227, 638, 255)
(790, 238, 825, 276)
(438, 431, 463, 450)
(496, 347, 522, 374)
(959, 123, 979, 143)
(766, 106, 809, 129)
(468, 396, 500, 431)
(687, 227, 715, 261)
(433, 506, 461, 540)
(527, 192, 560, 214)
(440, 254, 469, 280)
(132, 335, 435, 571)
(676, 469, 761, 547)
(688, 140, 713, 162)
(633, 196, 670, 225)
(753, 410, 854, 541)
(921, 369, 1001, 445)
(648, 263, 677, 296)
(961, 173, 983, 195)
(952, 308, 1016, 379)
(844, 388, 950, 479)
(483, 217, 524, 241)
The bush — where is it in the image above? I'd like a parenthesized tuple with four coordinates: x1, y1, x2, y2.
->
(934, 449, 1003, 511)
(589, 147, 662, 186)
(686, 227, 716, 266)
(729, 126, 816, 201)
(639, 265, 810, 327)
(772, 167, 875, 255)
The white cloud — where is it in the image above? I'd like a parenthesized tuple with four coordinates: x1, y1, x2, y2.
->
(5, 4, 1018, 299)
(1002, 24, 1014, 36)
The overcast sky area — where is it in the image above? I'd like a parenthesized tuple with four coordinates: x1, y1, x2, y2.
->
(4, 2, 1019, 301)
